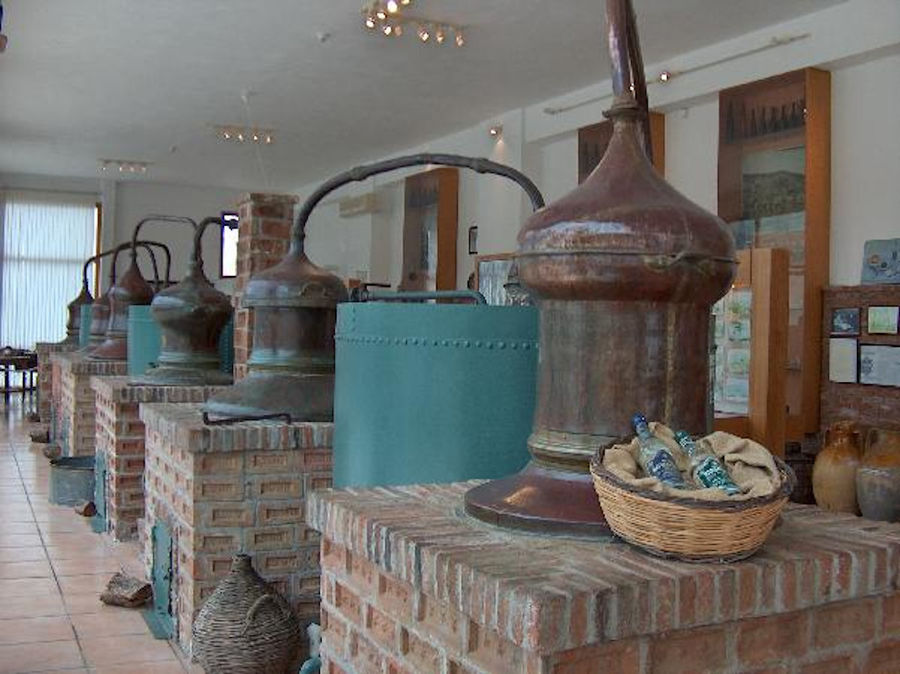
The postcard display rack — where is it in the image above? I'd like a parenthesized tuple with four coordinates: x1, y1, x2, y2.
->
(821, 285, 900, 432)
(718, 68, 831, 441)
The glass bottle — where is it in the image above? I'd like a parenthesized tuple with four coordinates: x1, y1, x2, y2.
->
(674, 430, 742, 495)
(632, 414, 687, 488)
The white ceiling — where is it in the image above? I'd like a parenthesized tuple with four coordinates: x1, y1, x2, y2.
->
(0, 0, 843, 192)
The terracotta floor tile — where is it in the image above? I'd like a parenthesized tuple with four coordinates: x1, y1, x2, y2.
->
(0, 576, 60, 598)
(0, 558, 53, 578)
(71, 610, 152, 639)
(89, 663, 187, 674)
(0, 615, 74, 645)
(0, 593, 66, 620)
(45, 546, 121, 562)
(40, 532, 98, 547)
(80, 634, 179, 668)
(0, 546, 47, 562)
(62, 591, 116, 615)
(52, 557, 123, 577)
(0, 533, 43, 547)
(58, 573, 113, 595)
(0, 522, 40, 535)
(0, 639, 84, 672)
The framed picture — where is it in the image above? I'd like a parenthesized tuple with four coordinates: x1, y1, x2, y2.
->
(860, 344, 900, 387)
(831, 307, 860, 335)
(468, 225, 478, 255)
(867, 306, 899, 335)
(861, 238, 900, 285)
(828, 338, 858, 384)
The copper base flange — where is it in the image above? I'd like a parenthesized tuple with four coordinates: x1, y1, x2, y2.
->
(464, 462, 612, 537)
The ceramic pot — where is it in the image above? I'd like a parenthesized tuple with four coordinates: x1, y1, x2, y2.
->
(192, 555, 301, 674)
(812, 421, 861, 514)
(857, 428, 900, 522)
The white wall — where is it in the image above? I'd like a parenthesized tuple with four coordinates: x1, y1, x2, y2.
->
(830, 51, 900, 285)
(295, 0, 900, 290)
(112, 181, 242, 287)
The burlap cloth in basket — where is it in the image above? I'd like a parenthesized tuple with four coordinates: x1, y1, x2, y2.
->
(602, 422, 781, 501)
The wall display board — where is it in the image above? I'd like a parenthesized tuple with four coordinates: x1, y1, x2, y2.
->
(718, 68, 831, 439)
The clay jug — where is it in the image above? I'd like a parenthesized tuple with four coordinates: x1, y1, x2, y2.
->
(856, 428, 900, 522)
(192, 554, 301, 674)
(812, 421, 861, 514)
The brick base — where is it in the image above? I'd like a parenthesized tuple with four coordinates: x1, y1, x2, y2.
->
(139, 403, 332, 656)
(51, 353, 126, 456)
(91, 377, 228, 541)
(35, 342, 76, 429)
(308, 484, 900, 674)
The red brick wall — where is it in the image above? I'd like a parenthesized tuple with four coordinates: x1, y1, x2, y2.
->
(91, 377, 227, 541)
(232, 193, 297, 380)
(139, 403, 332, 656)
(36, 342, 76, 424)
(320, 539, 900, 674)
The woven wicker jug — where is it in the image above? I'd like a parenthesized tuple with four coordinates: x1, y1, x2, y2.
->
(192, 554, 302, 674)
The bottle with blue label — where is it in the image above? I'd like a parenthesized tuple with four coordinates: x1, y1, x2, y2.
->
(632, 413, 687, 489)
(674, 430, 742, 496)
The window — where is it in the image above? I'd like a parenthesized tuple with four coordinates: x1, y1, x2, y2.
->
(220, 211, 239, 278)
(0, 191, 98, 348)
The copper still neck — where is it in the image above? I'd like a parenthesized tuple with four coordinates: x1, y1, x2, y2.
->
(464, 0, 736, 536)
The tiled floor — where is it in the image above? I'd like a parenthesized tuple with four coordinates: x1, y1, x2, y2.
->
(0, 397, 199, 674)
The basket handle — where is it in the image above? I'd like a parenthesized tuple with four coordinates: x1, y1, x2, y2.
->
(242, 594, 293, 635)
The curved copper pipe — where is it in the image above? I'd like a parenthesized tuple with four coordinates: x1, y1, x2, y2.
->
(84, 241, 168, 296)
(129, 215, 197, 276)
(289, 154, 545, 256)
(606, 0, 652, 161)
(106, 240, 164, 290)
(191, 215, 225, 273)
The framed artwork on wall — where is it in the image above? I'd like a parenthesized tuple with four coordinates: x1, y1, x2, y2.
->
(860, 345, 900, 387)
(831, 308, 860, 336)
(868, 306, 899, 335)
(401, 168, 459, 291)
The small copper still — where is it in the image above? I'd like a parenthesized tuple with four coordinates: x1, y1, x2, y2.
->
(131, 216, 234, 386)
(74, 241, 169, 350)
(464, 0, 736, 536)
(90, 216, 191, 361)
(205, 155, 543, 421)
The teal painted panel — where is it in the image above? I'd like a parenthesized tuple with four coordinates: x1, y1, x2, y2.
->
(333, 303, 538, 488)
(148, 521, 174, 638)
(127, 305, 162, 377)
(79, 309, 93, 348)
(218, 316, 234, 375)
(93, 451, 108, 533)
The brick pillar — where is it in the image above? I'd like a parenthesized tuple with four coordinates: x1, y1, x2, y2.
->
(233, 193, 297, 380)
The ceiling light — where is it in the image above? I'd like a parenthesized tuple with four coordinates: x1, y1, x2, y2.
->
(360, 2, 463, 48)
(99, 159, 150, 175)
(214, 125, 275, 146)
(489, 124, 503, 138)
(658, 70, 673, 83)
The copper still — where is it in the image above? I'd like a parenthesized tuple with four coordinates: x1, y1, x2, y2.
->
(90, 216, 190, 361)
(205, 156, 542, 421)
(77, 241, 169, 350)
(464, 0, 736, 535)
(131, 216, 234, 386)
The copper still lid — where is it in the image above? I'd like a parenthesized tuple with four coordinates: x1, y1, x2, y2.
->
(205, 155, 544, 421)
(464, 0, 736, 536)
(131, 216, 234, 386)
(90, 216, 189, 361)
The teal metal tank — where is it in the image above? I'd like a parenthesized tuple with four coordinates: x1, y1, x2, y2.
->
(78, 309, 93, 348)
(333, 302, 538, 488)
(127, 305, 162, 377)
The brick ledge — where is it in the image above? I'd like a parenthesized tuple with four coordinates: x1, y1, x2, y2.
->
(307, 483, 900, 655)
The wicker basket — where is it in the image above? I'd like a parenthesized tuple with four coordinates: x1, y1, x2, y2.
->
(192, 554, 302, 674)
(590, 449, 796, 562)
